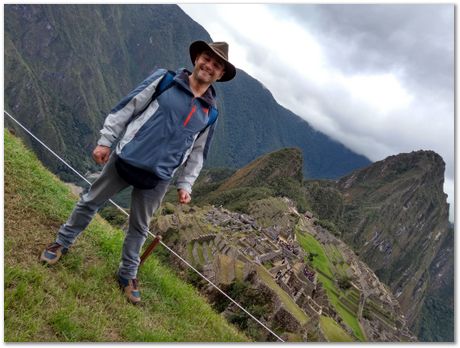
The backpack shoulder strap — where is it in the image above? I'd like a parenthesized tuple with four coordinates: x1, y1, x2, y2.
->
(207, 106, 219, 126)
(152, 70, 176, 100)
(135, 70, 176, 118)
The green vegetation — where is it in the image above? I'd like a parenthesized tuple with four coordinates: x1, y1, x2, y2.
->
(99, 205, 128, 228)
(234, 260, 245, 281)
(191, 149, 312, 214)
(314, 219, 340, 236)
(417, 295, 454, 342)
(320, 316, 353, 342)
(337, 275, 352, 290)
(196, 242, 205, 264)
(4, 130, 248, 342)
(199, 186, 275, 213)
(209, 279, 275, 341)
(247, 197, 299, 231)
(304, 180, 344, 223)
(295, 228, 365, 341)
(187, 242, 194, 263)
(315, 273, 365, 341)
(296, 231, 333, 278)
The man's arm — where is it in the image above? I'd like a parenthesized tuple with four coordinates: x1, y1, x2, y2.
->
(176, 125, 214, 201)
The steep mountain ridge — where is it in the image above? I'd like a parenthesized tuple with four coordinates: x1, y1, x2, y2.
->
(336, 150, 450, 330)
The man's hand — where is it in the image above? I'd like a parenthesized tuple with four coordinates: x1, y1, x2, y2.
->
(177, 189, 191, 204)
(92, 145, 111, 164)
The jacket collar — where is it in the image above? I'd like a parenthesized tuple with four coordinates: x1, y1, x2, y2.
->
(174, 68, 217, 107)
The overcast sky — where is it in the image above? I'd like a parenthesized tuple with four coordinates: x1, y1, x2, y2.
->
(180, 4, 455, 222)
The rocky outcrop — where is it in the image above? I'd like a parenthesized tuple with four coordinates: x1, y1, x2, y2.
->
(336, 150, 450, 330)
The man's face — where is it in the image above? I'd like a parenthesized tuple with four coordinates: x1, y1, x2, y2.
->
(193, 50, 226, 84)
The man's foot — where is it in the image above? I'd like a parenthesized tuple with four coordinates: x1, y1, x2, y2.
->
(118, 275, 141, 305)
(40, 242, 68, 265)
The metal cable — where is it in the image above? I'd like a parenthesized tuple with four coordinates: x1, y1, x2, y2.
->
(4, 110, 285, 342)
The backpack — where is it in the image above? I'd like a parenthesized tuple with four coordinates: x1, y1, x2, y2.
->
(115, 70, 218, 189)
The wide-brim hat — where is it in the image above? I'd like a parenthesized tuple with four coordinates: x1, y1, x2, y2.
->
(189, 40, 236, 82)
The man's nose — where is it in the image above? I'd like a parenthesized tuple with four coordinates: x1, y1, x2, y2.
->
(204, 60, 215, 70)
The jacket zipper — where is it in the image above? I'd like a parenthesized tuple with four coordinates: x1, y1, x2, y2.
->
(183, 104, 197, 127)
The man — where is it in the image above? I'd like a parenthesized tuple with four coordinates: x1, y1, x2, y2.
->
(40, 40, 236, 305)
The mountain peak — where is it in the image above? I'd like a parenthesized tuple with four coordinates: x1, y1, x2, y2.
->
(338, 150, 446, 191)
(217, 147, 303, 192)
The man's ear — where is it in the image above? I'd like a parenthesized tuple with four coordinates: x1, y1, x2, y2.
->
(218, 69, 226, 80)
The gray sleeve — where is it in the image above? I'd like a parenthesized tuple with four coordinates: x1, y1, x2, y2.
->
(97, 69, 167, 147)
(176, 127, 211, 194)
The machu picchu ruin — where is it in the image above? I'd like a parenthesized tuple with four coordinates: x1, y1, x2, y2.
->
(148, 197, 417, 342)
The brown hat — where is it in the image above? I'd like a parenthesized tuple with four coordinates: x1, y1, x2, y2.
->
(189, 40, 236, 82)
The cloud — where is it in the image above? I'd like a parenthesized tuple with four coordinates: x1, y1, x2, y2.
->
(179, 4, 454, 221)
(273, 4, 454, 90)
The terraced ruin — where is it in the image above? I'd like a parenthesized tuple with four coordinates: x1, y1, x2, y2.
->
(150, 198, 416, 342)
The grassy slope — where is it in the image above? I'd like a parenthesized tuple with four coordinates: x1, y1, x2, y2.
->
(295, 229, 365, 341)
(320, 316, 353, 342)
(4, 130, 249, 342)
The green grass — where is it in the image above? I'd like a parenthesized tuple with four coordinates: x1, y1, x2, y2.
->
(295, 229, 365, 341)
(187, 242, 194, 263)
(196, 243, 205, 265)
(320, 315, 354, 342)
(4, 130, 249, 342)
(324, 244, 349, 278)
(296, 229, 333, 278)
(235, 260, 245, 281)
(256, 266, 309, 326)
(364, 299, 396, 328)
(343, 290, 360, 308)
(316, 274, 365, 341)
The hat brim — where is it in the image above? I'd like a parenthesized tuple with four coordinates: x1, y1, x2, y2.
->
(189, 40, 236, 82)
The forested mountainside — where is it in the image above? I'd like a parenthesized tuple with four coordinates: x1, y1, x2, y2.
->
(4, 4, 369, 184)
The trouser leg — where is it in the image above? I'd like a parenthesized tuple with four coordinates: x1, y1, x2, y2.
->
(118, 179, 170, 279)
(56, 154, 129, 248)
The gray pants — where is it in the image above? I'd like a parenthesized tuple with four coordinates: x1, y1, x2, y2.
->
(56, 154, 170, 279)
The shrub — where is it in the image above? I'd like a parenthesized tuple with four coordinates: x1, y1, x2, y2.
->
(337, 275, 352, 290)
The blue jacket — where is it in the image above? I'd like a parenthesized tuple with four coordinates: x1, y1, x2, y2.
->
(97, 68, 218, 193)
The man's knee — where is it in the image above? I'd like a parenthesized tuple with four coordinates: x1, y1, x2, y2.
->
(128, 222, 150, 238)
(76, 196, 101, 213)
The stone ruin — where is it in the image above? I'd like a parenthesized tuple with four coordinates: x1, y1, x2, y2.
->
(153, 203, 416, 342)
